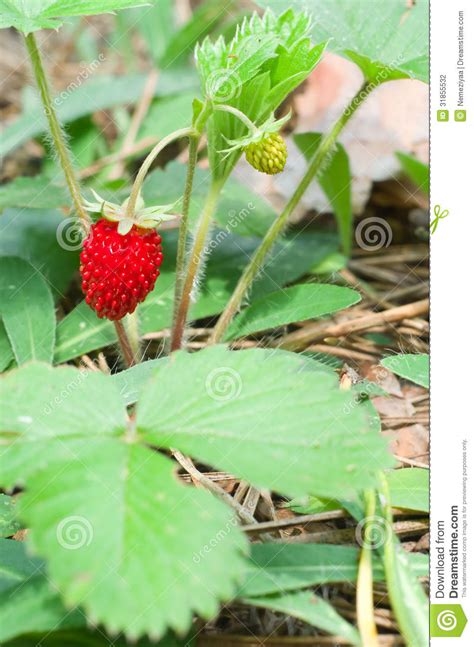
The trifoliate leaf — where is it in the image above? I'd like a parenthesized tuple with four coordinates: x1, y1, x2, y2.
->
(137, 346, 393, 498)
(0, 1, 157, 34)
(0, 363, 246, 640)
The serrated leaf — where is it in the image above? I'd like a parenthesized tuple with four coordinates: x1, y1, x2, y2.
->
(138, 346, 393, 498)
(387, 468, 429, 513)
(295, 132, 353, 255)
(0, 365, 247, 639)
(225, 284, 360, 340)
(257, 0, 429, 83)
(1, 72, 198, 157)
(381, 353, 429, 388)
(242, 590, 361, 645)
(240, 543, 428, 597)
(0, 1, 156, 34)
(21, 441, 246, 638)
(0, 208, 78, 298)
(0, 257, 55, 364)
(111, 358, 166, 406)
(396, 152, 429, 195)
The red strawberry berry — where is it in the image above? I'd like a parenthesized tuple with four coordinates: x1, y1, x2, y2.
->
(80, 218, 163, 320)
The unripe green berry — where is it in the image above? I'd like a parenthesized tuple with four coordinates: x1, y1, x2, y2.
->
(245, 133, 287, 175)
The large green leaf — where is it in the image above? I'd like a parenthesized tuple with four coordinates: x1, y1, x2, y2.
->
(257, 0, 429, 83)
(0, 1, 157, 34)
(1, 72, 198, 157)
(243, 590, 360, 645)
(137, 346, 392, 498)
(0, 208, 78, 298)
(295, 132, 353, 254)
(381, 353, 429, 388)
(0, 257, 55, 364)
(225, 284, 360, 340)
(0, 364, 246, 640)
(387, 468, 429, 513)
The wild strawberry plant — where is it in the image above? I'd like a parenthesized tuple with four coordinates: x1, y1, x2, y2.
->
(0, 1, 429, 645)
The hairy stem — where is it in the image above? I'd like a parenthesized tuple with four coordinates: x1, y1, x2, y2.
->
(170, 180, 224, 351)
(25, 33, 89, 227)
(170, 135, 200, 343)
(356, 490, 378, 647)
(126, 127, 196, 218)
(114, 320, 137, 368)
(213, 104, 260, 134)
(209, 80, 375, 344)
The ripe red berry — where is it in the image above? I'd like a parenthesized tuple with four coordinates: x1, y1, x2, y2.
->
(80, 219, 163, 321)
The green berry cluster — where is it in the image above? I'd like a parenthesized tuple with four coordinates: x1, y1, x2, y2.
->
(245, 133, 287, 175)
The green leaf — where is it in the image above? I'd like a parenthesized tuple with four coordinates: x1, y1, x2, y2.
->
(240, 543, 428, 597)
(0, 208, 78, 298)
(0, 72, 198, 157)
(111, 358, 166, 406)
(387, 468, 429, 513)
(295, 132, 353, 254)
(137, 346, 393, 498)
(137, 94, 195, 141)
(0, 0, 157, 34)
(287, 495, 342, 516)
(242, 590, 361, 645)
(225, 284, 360, 340)
(0, 538, 84, 642)
(381, 353, 429, 388)
(256, 0, 429, 83)
(0, 175, 69, 211)
(160, 0, 234, 68)
(122, 0, 175, 65)
(0, 364, 247, 640)
(142, 161, 277, 237)
(0, 257, 55, 364)
(0, 496, 21, 538)
(396, 152, 429, 195)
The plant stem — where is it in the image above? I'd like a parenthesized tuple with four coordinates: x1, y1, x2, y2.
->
(356, 490, 378, 647)
(170, 179, 224, 351)
(126, 127, 196, 218)
(114, 320, 137, 368)
(209, 80, 375, 344)
(171, 134, 200, 343)
(24, 33, 89, 227)
(213, 104, 260, 134)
